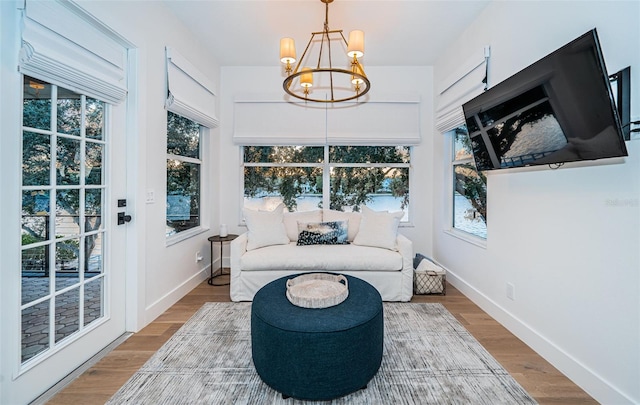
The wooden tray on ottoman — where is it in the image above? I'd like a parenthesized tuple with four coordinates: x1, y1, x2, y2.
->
(286, 273, 349, 308)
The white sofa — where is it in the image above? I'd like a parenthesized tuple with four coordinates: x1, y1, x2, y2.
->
(230, 206, 414, 302)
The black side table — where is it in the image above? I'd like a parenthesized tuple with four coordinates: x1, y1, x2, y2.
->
(208, 234, 238, 286)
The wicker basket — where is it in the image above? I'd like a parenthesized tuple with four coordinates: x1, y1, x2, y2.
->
(286, 273, 349, 308)
(413, 255, 446, 295)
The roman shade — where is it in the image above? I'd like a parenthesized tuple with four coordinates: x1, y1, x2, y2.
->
(232, 96, 421, 146)
(166, 47, 219, 128)
(19, 0, 129, 104)
(435, 46, 491, 133)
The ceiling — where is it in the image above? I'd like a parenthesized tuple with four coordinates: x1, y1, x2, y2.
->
(162, 0, 491, 67)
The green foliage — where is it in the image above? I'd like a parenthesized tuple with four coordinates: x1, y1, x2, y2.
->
(452, 126, 487, 223)
(244, 146, 409, 212)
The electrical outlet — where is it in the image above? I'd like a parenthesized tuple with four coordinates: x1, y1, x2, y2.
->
(506, 283, 515, 301)
(195, 251, 203, 263)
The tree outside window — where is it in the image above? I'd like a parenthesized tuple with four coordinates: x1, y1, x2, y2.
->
(166, 111, 202, 237)
(243, 145, 410, 220)
(451, 126, 487, 238)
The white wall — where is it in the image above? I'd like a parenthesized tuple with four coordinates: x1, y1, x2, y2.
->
(77, 1, 222, 329)
(218, 65, 434, 255)
(432, 2, 640, 404)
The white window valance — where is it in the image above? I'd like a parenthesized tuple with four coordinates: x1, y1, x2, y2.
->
(435, 46, 490, 133)
(19, 0, 129, 104)
(232, 96, 421, 146)
(165, 47, 219, 129)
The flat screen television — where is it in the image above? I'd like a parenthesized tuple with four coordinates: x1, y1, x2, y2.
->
(462, 29, 628, 171)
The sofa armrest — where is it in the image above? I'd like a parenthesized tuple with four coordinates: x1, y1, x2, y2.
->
(230, 232, 247, 274)
(396, 233, 414, 299)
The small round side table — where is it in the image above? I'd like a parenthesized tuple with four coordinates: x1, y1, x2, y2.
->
(208, 234, 238, 286)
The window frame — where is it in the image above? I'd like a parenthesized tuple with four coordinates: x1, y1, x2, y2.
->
(241, 145, 412, 224)
(165, 111, 209, 245)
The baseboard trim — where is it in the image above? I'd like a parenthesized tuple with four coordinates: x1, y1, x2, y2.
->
(444, 268, 635, 405)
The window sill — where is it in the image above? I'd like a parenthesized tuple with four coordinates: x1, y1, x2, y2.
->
(442, 228, 487, 249)
(166, 225, 209, 246)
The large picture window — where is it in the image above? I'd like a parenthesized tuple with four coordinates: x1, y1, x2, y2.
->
(450, 126, 487, 239)
(243, 146, 410, 220)
(166, 111, 202, 237)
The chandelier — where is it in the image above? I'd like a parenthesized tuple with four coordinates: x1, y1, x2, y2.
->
(279, 0, 370, 103)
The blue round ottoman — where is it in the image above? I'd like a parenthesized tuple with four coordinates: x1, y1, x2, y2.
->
(251, 274, 383, 401)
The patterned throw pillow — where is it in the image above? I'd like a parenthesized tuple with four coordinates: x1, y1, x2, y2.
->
(296, 221, 349, 246)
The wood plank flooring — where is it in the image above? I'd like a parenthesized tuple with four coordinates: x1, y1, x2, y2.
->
(47, 275, 597, 404)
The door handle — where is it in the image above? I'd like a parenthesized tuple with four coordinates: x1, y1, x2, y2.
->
(117, 212, 132, 225)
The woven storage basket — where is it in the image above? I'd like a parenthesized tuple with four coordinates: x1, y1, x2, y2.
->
(413, 254, 446, 295)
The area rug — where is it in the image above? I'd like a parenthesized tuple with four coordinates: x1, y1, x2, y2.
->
(107, 302, 536, 404)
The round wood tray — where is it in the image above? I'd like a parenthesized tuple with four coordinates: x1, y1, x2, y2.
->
(286, 273, 349, 309)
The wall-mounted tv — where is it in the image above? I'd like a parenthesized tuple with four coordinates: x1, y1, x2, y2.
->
(462, 29, 628, 171)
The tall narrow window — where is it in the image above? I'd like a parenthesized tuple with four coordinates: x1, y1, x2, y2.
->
(166, 111, 202, 237)
(450, 126, 487, 239)
(21, 76, 107, 363)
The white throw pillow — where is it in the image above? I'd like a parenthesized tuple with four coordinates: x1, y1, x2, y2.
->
(283, 210, 322, 241)
(323, 209, 361, 242)
(352, 206, 403, 250)
(243, 203, 290, 251)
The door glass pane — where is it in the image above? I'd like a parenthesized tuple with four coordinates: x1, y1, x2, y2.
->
(55, 189, 80, 234)
(23, 77, 51, 130)
(57, 96, 81, 136)
(86, 142, 103, 185)
(22, 190, 50, 241)
(85, 98, 104, 140)
(21, 300, 50, 363)
(55, 288, 80, 343)
(85, 232, 104, 278)
(23, 132, 51, 186)
(21, 246, 50, 305)
(85, 189, 103, 231)
(57, 137, 81, 185)
(55, 238, 80, 290)
(84, 279, 103, 326)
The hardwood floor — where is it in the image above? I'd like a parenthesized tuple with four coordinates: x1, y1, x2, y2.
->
(47, 275, 597, 404)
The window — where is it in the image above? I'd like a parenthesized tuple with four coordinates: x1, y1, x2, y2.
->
(243, 146, 410, 220)
(166, 111, 202, 237)
(450, 126, 487, 239)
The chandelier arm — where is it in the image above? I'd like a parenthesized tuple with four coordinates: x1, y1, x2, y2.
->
(283, 68, 370, 103)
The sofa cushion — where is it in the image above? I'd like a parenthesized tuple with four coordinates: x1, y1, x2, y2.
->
(241, 243, 403, 272)
(352, 206, 403, 250)
(323, 210, 361, 242)
(243, 203, 290, 251)
(283, 210, 322, 242)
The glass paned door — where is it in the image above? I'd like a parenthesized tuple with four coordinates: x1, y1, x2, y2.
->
(21, 76, 108, 364)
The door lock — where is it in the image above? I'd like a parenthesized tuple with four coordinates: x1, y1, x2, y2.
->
(117, 212, 132, 225)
